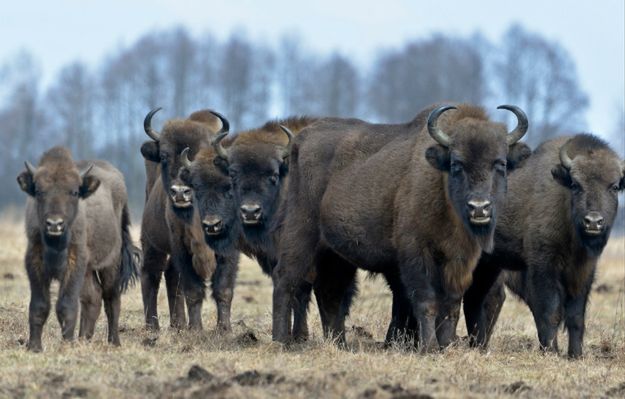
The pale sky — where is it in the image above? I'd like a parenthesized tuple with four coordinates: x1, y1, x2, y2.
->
(1, 0, 623, 143)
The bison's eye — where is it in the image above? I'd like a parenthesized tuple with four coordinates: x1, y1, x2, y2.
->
(70, 190, 79, 197)
(609, 183, 619, 193)
(494, 160, 507, 174)
(160, 153, 169, 163)
(450, 161, 463, 175)
(269, 174, 279, 185)
(570, 181, 582, 192)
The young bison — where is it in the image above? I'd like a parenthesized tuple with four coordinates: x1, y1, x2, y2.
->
(464, 134, 624, 358)
(17, 147, 140, 352)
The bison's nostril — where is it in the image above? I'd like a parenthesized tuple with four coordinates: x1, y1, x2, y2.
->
(240, 203, 262, 223)
(467, 199, 492, 217)
(584, 212, 604, 231)
(45, 218, 65, 234)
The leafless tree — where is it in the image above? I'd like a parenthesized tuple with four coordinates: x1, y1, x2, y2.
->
(496, 24, 589, 145)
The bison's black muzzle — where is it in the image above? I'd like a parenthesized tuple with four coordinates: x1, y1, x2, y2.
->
(583, 211, 604, 236)
(202, 217, 223, 236)
(169, 184, 193, 208)
(45, 217, 65, 236)
(240, 203, 262, 225)
(467, 199, 492, 226)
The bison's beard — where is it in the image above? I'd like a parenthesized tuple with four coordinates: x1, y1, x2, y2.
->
(171, 205, 194, 224)
(578, 225, 610, 258)
(469, 221, 496, 254)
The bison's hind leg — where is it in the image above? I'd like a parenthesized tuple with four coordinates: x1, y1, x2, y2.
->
(97, 266, 123, 346)
(79, 269, 103, 340)
(313, 251, 358, 347)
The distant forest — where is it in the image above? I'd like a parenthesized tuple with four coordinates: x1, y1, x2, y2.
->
(0, 23, 622, 228)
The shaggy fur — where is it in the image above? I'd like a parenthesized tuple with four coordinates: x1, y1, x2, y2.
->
(464, 134, 625, 358)
(140, 109, 238, 332)
(17, 147, 140, 352)
(271, 104, 531, 350)
(183, 116, 318, 340)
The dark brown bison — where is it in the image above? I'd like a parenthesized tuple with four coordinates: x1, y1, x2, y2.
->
(17, 147, 140, 352)
(464, 134, 624, 358)
(183, 116, 318, 339)
(271, 104, 530, 350)
(140, 108, 238, 331)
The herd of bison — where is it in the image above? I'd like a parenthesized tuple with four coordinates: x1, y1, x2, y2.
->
(16, 103, 624, 359)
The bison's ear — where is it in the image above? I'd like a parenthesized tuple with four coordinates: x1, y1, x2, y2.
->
(17, 171, 35, 196)
(213, 156, 229, 176)
(425, 145, 450, 171)
(80, 175, 100, 199)
(551, 164, 571, 187)
(141, 141, 160, 162)
(507, 142, 531, 171)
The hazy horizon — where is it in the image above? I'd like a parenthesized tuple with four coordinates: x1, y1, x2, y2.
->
(1, 0, 623, 143)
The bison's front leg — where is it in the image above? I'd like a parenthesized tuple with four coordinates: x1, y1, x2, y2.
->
(436, 297, 461, 348)
(26, 276, 51, 352)
(463, 259, 505, 348)
(528, 271, 562, 354)
(292, 281, 313, 341)
(565, 290, 590, 359)
(56, 279, 83, 342)
(211, 253, 239, 332)
(164, 260, 187, 330)
(141, 245, 166, 331)
(399, 255, 438, 353)
(171, 248, 205, 330)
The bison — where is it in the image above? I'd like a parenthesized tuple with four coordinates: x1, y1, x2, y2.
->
(271, 104, 530, 350)
(17, 147, 140, 352)
(182, 116, 318, 339)
(463, 134, 624, 358)
(139, 108, 239, 331)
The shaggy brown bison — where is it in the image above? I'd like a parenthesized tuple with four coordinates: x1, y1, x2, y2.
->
(464, 134, 624, 358)
(140, 108, 238, 331)
(271, 104, 530, 350)
(17, 147, 140, 352)
(183, 116, 318, 339)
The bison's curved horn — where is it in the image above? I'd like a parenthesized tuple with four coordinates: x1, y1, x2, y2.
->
(559, 140, 574, 170)
(24, 161, 36, 175)
(279, 125, 295, 158)
(209, 111, 230, 134)
(80, 164, 94, 179)
(212, 132, 229, 160)
(497, 105, 528, 145)
(181, 147, 192, 168)
(144, 107, 162, 142)
(427, 105, 456, 147)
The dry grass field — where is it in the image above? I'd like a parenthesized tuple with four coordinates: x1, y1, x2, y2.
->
(0, 212, 623, 398)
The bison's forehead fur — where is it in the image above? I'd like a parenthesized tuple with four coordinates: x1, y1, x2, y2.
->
(231, 116, 317, 148)
(567, 135, 623, 184)
(34, 146, 81, 186)
(190, 148, 231, 186)
(227, 144, 284, 177)
(445, 118, 509, 166)
(158, 119, 214, 157)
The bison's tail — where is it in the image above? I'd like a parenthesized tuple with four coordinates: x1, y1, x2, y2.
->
(119, 204, 141, 293)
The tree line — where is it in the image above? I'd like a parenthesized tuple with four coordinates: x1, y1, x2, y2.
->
(0, 24, 608, 214)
